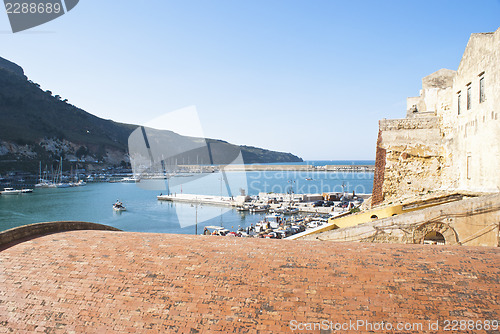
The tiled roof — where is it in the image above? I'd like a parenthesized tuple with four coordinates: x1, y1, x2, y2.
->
(1, 231, 498, 333)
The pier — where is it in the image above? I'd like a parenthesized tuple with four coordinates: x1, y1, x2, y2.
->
(157, 192, 371, 215)
(157, 194, 234, 206)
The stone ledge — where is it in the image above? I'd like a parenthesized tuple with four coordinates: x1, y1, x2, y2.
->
(379, 117, 439, 131)
(0, 221, 121, 249)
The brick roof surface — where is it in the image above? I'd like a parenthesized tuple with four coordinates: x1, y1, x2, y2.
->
(0, 231, 498, 333)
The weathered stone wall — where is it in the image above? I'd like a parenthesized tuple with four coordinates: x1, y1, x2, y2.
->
(448, 28, 500, 192)
(406, 68, 456, 118)
(373, 27, 500, 205)
(305, 193, 500, 247)
(373, 117, 444, 204)
(371, 130, 386, 206)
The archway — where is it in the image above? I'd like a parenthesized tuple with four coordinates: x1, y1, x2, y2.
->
(423, 231, 446, 245)
(412, 222, 459, 245)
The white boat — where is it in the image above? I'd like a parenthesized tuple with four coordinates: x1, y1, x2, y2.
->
(203, 226, 229, 236)
(113, 201, 126, 212)
(121, 176, 140, 183)
(56, 183, 71, 188)
(70, 180, 87, 187)
(1, 188, 22, 195)
(35, 181, 53, 188)
(21, 188, 33, 193)
(250, 205, 269, 213)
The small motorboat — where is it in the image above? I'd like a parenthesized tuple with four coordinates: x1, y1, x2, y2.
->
(113, 201, 126, 212)
(1, 187, 22, 195)
(236, 206, 249, 212)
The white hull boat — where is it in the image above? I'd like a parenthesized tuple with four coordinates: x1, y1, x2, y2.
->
(1, 188, 22, 195)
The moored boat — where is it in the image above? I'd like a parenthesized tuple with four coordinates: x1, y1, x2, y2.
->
(1, 188, 22, 195)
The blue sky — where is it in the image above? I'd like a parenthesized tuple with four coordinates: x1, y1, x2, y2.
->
(1, 0, 499, 160)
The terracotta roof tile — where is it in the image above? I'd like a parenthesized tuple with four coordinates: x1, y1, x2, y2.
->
(0, 231, 499, 333)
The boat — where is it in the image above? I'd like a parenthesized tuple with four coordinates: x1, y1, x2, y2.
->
(35, 181, 53, 188)
(1, 188, 22, 195)
(71, 180, 87, 187)
(283, 207, 299, 215)
(203, 226, 229, 236)
(249, 205, 269, 213)
(250, 207, 266, 213)
(113, 201, 126, 212)
(235, 205, 250, 212)
(21, 188, 33, 193)
(121, 176, 140, 183)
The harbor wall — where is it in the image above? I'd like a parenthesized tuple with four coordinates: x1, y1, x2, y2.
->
(221, 164, 374, 172)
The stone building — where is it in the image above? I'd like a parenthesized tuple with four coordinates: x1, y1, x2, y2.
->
(373, 27, 500, 206)
(298, 28, 500, 247)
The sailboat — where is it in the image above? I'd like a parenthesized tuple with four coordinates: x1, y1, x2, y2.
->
(35, 161, 53, 188)
(55, 157, 70, 188)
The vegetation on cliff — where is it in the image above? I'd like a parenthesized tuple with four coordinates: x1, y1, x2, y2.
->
(0, 57, 302, 172)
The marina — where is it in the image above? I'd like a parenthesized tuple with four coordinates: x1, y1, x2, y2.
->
(0, 168, 374, 235)
(157, 189, 367, 238)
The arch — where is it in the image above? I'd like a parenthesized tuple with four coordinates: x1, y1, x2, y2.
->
(423, 231, 446, 245)
(412, 222, 459, 245)
(370, 215, 378, 219)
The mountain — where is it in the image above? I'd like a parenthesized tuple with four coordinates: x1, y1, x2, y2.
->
(0, 56, 302, 172)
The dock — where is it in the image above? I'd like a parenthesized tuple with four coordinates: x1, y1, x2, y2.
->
(157, 194, 234, 206)
(157, 192, 371, 215)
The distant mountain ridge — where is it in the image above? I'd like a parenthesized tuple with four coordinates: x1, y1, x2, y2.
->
(0, 56, 302, 171)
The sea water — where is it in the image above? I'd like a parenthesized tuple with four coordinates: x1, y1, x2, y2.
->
(0, 170, 374, 234)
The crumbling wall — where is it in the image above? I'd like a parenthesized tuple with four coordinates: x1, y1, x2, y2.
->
(374, 117, 444, 205)
(371, 130, 386, 206)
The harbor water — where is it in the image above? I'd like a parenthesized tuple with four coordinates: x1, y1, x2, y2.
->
(0, 169, 374, 234)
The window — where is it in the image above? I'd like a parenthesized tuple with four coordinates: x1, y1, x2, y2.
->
(458, 94, 461, 115)
(467, 155, 472, 180)
(479, 77, 485, 103)
(467, 85, 472, 110)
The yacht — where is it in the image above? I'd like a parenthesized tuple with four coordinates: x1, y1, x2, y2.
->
(1, 188, 22, 195)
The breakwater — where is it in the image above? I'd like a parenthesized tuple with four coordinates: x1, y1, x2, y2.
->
(177, 164, 375, 172)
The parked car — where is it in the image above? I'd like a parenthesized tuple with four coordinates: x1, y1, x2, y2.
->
(312, 200, 324, 207)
